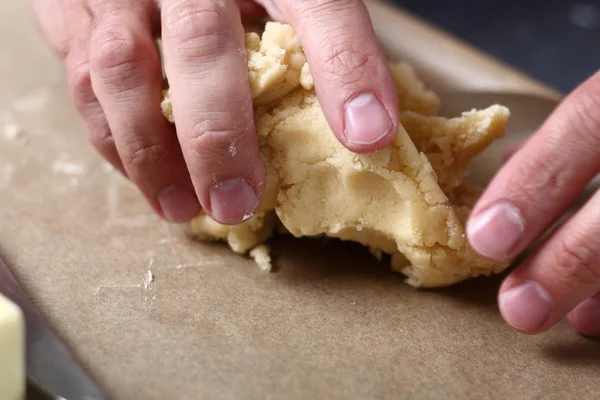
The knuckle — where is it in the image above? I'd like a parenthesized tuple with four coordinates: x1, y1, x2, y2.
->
(570, 90, 600, 146)
(551, 236, 600, 287)
(163, 0, 232, 55)
(543, 74, 600, 157)
(92, 24, 139, 70)
(187, 119, 250, 163)
(320, 41, 372, 81)
(510, 154, 572, 210)
(69, 61, 92, 93)
(87, 126, 114, 152)
(122, 139, 169, 170)
(67, 60, 94, 112)
(291, 0, 359, 17)
(55, 40, 71, 60)
(91, 23, 154, 86)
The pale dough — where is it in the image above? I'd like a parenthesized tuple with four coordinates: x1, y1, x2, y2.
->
(250, 245, 272, 272)
(161, 22, 511, 288)
(0, 294, 25, 400)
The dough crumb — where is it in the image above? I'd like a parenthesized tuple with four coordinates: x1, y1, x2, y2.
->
(101, 162, 115, 173)
(51, 160, 84, 175)
(1, 123, 24, 141)
(144, 270, 154, 290)
(160, 90, 174, 123)
(250, 245, 272, 272)
(0, 111, 26, 143)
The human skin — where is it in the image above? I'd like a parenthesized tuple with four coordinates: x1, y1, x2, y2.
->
(467, 71, 600, 337)
(27, 0, 399, 225)
(28, 0, 600, 336)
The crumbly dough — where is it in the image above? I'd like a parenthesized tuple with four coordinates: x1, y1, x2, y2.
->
(161, 22, 512, 288)
(250, 245, 272, 272)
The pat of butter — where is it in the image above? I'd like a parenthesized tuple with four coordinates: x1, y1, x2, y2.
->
(0, 293, 25, 400)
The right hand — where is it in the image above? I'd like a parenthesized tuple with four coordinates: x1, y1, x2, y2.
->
(466, 71, 600, 337)
(28, 0, 399, 225)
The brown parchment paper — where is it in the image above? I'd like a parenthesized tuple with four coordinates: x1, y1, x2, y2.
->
(1, 1, 599, 399)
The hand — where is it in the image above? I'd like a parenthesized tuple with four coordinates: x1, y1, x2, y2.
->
(466, 71, 600, 336)
(29, 0, 399, 225)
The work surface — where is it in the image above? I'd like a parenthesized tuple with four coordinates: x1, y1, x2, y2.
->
(1, 1, 598, 399)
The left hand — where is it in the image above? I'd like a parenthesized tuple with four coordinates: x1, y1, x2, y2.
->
(466, 71, 600, 336)
(29, 0, 398, 225)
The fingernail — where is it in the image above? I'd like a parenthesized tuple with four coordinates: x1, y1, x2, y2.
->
(499, 281, 553, 332)
(572, 297, 600, 336)
(344, 93, 394, 145)
(467, 201, 525, 259)
(209, 178, 258, 224)
(158, 186, 201, 223)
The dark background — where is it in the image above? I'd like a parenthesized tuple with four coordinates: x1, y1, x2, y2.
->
(390, 0, 600, 93)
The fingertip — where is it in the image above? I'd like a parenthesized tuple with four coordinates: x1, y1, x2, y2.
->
(280, 0, 399, 155)
(157, 185, 202, 223)
(498, 279, 553, 334)
(568, 297, 600, 337)
(207, 177, 260, 225)
(466, 201, 526, 261)
(342, 92, 397, 153)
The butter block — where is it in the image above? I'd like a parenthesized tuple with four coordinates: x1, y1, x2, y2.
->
(0, 293, 25, 400)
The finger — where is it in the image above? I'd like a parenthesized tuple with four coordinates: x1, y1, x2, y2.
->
(568, 292, 600, 337)
(89, 0, 200, 222)
(63, 14, 126, 175)
(467, 71, 600, 260)
(67, 47, 126, 176)
(497, 189, 600, 334)
(26, 0, 89, 59)
(27, 0, 125, 174)
(502, 139, 527, 163)
(161, 0, 264, 224)
(275, 0, 399, 153)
